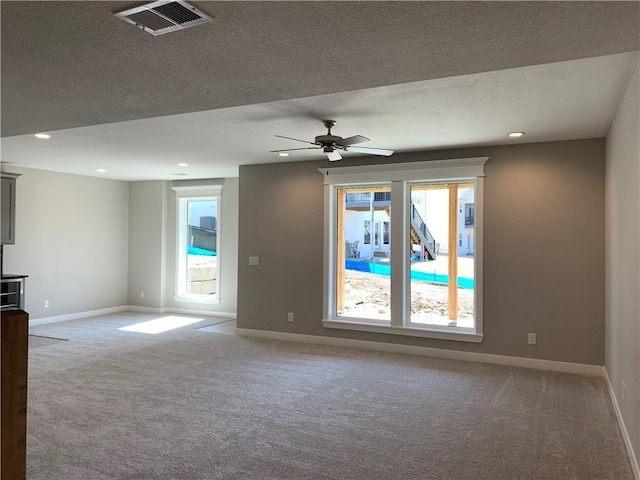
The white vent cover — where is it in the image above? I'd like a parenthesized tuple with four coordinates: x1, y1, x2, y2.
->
(114, 1, 213, 36)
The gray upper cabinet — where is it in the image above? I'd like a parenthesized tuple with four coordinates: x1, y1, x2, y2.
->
(1, 173, 20, 245)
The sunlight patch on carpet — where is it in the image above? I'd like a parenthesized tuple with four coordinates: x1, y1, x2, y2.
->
(118, 316, 205, 334)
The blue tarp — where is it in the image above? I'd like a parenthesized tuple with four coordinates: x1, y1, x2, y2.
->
(345, 260, 474, 289)
(188, 246, 217, 256)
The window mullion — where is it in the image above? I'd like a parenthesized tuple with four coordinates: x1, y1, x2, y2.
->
(390, 180, 407, 327)
(474, 177, 484, 334)
(448, 184, 459, 321)
(323, 184, 335, 320)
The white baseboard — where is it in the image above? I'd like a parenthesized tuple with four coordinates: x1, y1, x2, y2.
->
(604, 369, 639, 480)
(126, 305, 163, 314)
(29, 306, 128, 326)
(236, 328, 605, 376)
(161, 307, 236, 318)
(30, 305, 236, 326)
(127, 305, 236, 318)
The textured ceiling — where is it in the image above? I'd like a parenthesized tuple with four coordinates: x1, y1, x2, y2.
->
(2, 1, 639, 137)
(1, 1, 639, 180)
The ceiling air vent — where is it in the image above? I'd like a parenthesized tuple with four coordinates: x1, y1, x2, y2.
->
(113, 1, 213, 36)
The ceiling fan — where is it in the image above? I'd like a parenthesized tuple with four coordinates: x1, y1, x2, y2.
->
(270, 120, 394, 161)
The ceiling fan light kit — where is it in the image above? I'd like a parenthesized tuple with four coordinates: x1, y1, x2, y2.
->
(271, 120, 394, 161)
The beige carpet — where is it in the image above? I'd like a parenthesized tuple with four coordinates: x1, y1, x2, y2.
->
(26, 313, 633, 480)
(28, 334, 68, 350)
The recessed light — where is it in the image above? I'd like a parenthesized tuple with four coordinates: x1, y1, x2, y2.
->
(34, 133, 51, 139)
(178, 162, 189, 167)
(278, 153, 290, 157)
(508, 132, 525, 138)
(97, 169, 107, 173)
(171, 173, 189, 176)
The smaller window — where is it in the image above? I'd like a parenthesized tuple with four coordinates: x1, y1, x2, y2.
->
(172, 184, 222, 303)
(383, 221, 390, 245)
(465, 203, 475, 227)
(363, 219, 371, 245)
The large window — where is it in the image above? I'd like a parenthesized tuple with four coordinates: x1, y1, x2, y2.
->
(172, 185, 222, 303)
(409, 182, 475, 329)
(338, 186, 391, 322)
(321, 158, 487, 342)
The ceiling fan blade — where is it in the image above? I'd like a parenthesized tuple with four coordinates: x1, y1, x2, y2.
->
(346, 146, 394, 156)
(269, 147, 320, 153)
(335, 135, 370, 146)
(275, 134, 316, 145)
(326, 150, 342, 161)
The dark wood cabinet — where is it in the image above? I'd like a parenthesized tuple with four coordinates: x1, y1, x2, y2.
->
(1, 308, 29, 480)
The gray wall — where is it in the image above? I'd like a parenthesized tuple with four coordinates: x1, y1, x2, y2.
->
(238, 139, 605, 365)
(1, 170, 238, 320)
(127, 178, 239, 315)
(2, 166, 129, 319)
(163, 178, 239, 315)
(605, 59, 639, 461)
(127, 181, 167, 309)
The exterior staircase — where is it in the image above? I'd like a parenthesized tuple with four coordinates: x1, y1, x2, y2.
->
(344, 192, 437, 261)
(410, 204, 437, 260)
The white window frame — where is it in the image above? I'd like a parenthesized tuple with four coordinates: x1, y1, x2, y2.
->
(171, 184, 223, 304)
(319, 158, 487, 343)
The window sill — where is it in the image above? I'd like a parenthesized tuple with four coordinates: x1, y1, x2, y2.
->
(174, 295, 220, 305)
(322, 319, 484, 343)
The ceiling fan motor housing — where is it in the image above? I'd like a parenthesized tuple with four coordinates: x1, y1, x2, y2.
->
(271, 119, 393, 159)
(316, 134, 343, 146)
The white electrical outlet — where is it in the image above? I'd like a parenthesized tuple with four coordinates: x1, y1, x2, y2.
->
(249, 256, 260, 266)
(527, 333, 537, 345)
(287, 312, 294, 323)
(621, 382, 626, 404)
(139, 290, 145, 299)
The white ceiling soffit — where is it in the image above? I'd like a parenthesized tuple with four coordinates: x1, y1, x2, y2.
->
(1, 53, 637, 182)
(113, 1, 213, 36)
